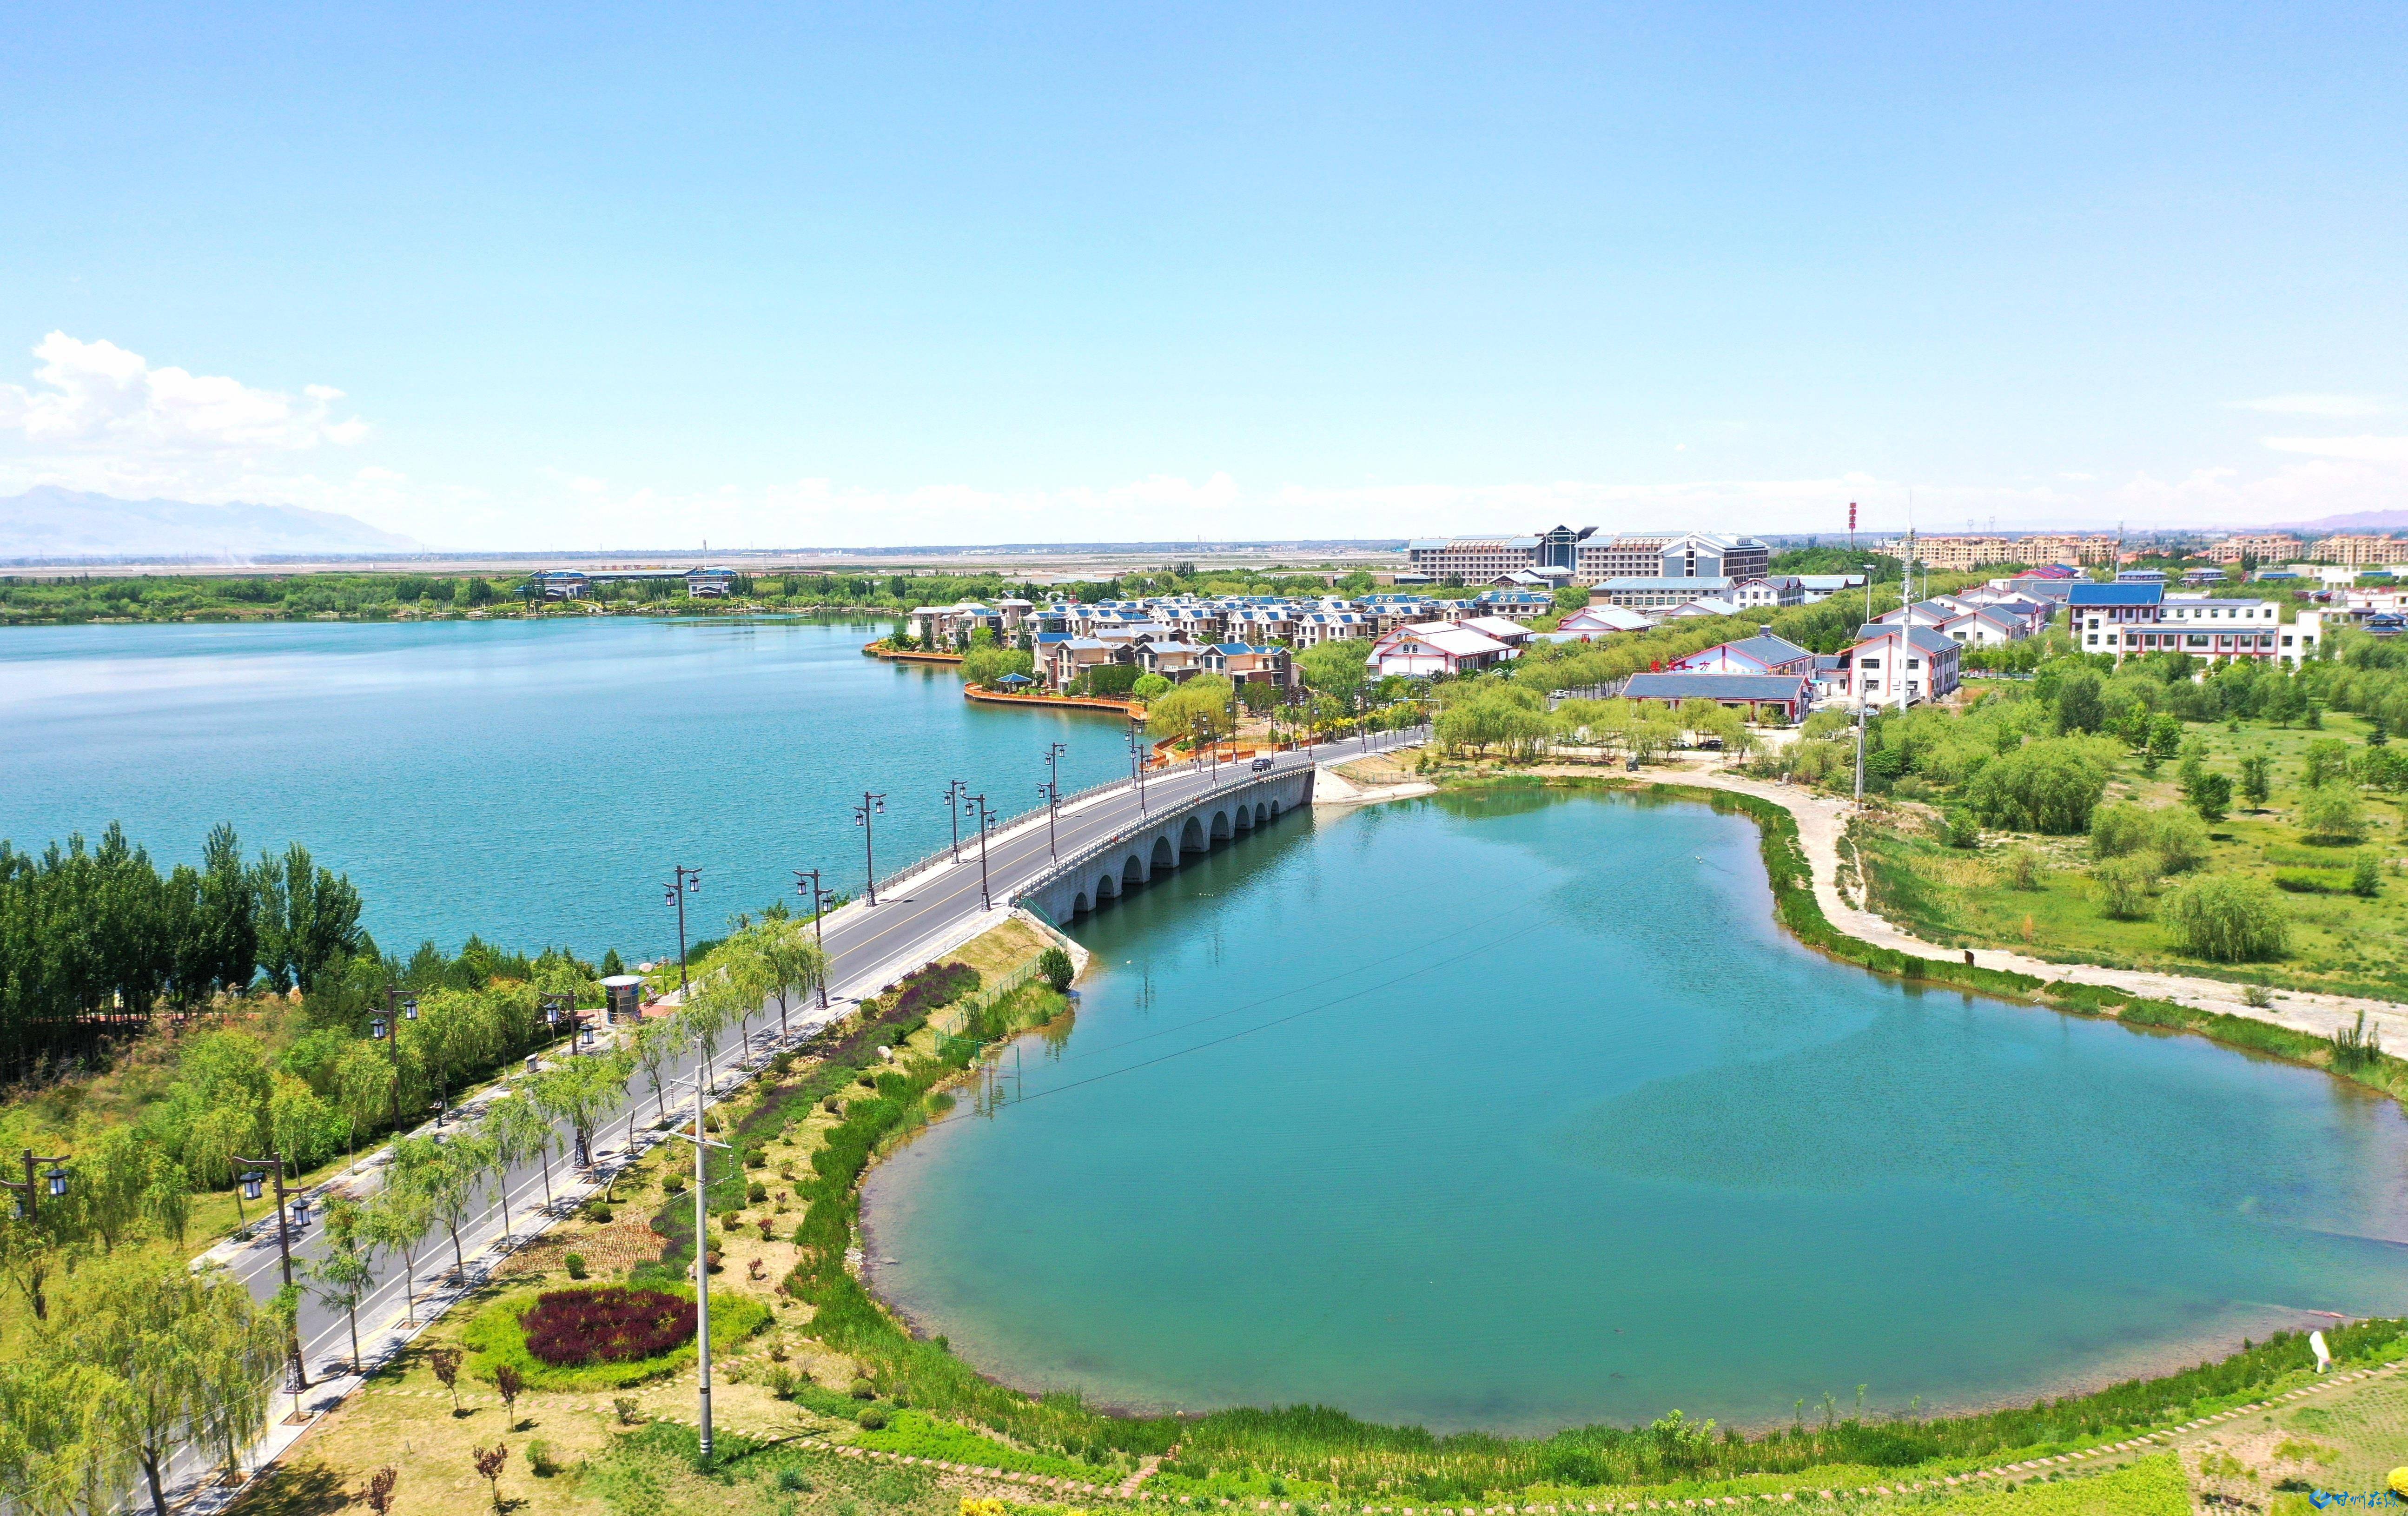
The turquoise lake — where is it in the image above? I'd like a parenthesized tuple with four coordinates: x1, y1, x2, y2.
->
(0, 619, 1135, 960)
(864, 788, 2408, 1433)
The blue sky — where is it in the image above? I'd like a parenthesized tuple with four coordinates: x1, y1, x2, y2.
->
(2, 1, 2402, 548)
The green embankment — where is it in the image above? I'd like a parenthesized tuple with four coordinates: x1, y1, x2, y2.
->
(754, 888, 2408, 1506)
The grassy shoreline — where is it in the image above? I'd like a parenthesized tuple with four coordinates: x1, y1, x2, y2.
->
(781, 781, 2408, 1505)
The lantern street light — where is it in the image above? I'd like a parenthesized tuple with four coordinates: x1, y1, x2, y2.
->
(792, 869, 834, 1009)
(1127, 716, 1150, 815)
(663, 865, 702, 993)
(963, 793, 997, 912)
(0, 1148, 69, 1222)
(233, 1152, 308, 1390)
(940, 779, 968, 863)
(1039, 740, 1067, 861)
(539, 991, 575, 1056)
(373, 987, 416, 1130)
(853, 793, 887, 905)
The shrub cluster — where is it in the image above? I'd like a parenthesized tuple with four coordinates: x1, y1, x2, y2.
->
(522, 1287, 695, 1367)
(890, 960, 981, 1019)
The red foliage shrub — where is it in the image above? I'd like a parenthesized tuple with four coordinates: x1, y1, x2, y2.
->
(521, 1287, 696, 1367)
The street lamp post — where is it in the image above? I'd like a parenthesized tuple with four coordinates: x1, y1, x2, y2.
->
(371, 988, 416, 1131)
(539, 991, 573, 1056)
(792, 869, 834, 1009)
(235, 1154, 308, 1390)
(963, 794, 996, 911)
(1127, 716, 1149, 814)
(854, 792, 887, 905)
(0, 1147, 69, 1222)
(941, 779, 968, 862)
(662, 865, 702, 993)
(1039, 741, 1066, 860)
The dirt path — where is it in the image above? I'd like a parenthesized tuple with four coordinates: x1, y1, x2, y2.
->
(1548, 760, 2408, 1047)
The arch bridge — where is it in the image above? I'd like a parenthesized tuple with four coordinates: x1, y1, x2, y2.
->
(1015, 766, 1316, 924)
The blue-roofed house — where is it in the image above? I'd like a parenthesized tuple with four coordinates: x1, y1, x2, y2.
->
(1620, 670, 1813, 724)
(1667, 630, 1816, 677)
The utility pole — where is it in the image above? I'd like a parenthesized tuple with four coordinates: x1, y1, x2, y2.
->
(853, 792, 886, 905)
(662, 865, 702, 993)
(792, 869, 834, 1009)
(664, 1063, 729, 1462)
(1853, 700, 1868, 808)
(1039, 741, 1065, 860)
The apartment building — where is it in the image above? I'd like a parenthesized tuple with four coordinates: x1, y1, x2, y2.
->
(2208, 534, 2302, 565)
(1912, 536, 2023, 572)
(2015, 534, 2121, 567)
(2313, 535, 2408, 568)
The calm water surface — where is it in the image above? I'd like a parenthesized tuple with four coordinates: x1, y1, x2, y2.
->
(865, 789, 2408, 1433)
(0, 619, 1135, 959)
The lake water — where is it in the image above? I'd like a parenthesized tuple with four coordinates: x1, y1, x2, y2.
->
(864, 788, 2408, 1434)
(0, 619, 1136, 960)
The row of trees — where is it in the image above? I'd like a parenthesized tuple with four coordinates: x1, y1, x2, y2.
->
(0, 913, 827, 1516)
(0, 824, 365, 1073)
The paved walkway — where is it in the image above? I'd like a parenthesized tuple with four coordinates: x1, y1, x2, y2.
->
(1632, 761, 2408, 1046)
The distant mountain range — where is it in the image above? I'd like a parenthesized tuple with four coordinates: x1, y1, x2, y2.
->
(0, 486, 421, 560)
(2266, 509, 2408, 533)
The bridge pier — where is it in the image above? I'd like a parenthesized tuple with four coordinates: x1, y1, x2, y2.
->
(1018, 767, 1315, 924)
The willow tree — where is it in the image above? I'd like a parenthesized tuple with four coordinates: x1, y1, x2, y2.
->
(361, 1181, 437, 1326)
(746, 921, 825, 1039)
(387, 1132, 492, 1281)
(306, 1198, 378, 1371)
(488, 1091, 558, 1215)
(46, 1253, 283, 1516)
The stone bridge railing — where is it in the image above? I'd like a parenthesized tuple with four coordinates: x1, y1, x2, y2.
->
(1012, 766, 1317, 924)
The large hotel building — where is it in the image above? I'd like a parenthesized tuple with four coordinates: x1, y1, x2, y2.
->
(1403, 526, 1769, 586)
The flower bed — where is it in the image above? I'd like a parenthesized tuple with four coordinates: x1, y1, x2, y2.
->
(463, 1284, 769, 1390)
(523, 1286, 694, 1366)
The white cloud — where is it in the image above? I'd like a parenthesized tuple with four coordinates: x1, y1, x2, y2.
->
(2259, 434, 2408, 465)
(2227, 394, 2393, 417)
(0, 332, 370, 454)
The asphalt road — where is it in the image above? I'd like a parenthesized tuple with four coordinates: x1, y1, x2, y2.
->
(207, 727, 1426, 1384)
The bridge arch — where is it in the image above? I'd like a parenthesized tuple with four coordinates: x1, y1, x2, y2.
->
(1014, 764, 1324, 927)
